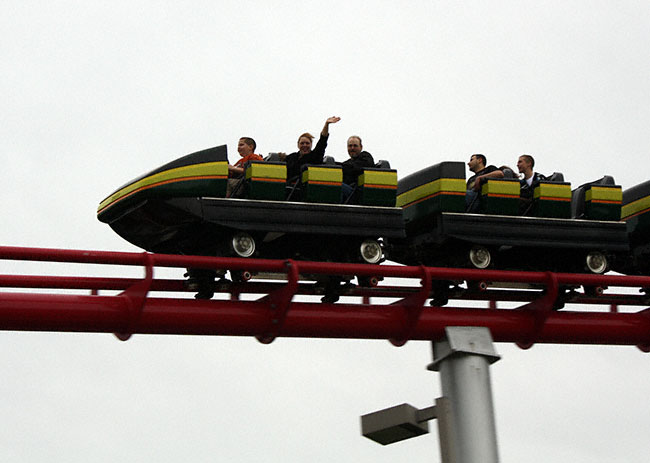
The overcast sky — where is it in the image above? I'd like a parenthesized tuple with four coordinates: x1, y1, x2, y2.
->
(2, 1, 650, 462)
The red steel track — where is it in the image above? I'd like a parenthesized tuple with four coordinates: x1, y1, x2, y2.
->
(1, 246, 650, 350)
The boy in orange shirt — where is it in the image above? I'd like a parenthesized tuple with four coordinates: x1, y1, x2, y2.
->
(227, 137, 263, 197)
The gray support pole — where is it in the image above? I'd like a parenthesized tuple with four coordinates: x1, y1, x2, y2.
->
(428, 327, 501, 463)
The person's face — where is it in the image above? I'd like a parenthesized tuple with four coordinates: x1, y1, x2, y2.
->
(517, 156, 530, 173)
(298, 137, 312, 155)
(467, 155, 481, 173)
(347, 137, 362, 158)
(237, 139, 253, 157)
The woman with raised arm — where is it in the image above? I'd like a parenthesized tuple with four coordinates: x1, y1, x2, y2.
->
(281, 116, 341, 180)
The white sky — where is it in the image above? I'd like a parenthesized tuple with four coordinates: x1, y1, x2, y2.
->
(2, 1, 650, 461)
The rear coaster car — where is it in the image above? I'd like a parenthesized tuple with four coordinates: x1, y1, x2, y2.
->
(390, 162, 629, 274)
(616, 179, 650, 274)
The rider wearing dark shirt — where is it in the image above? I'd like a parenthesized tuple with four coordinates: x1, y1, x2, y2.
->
(466, 154, 504, 212)
(340, 136, 375, 185)
(284, 116, 340, 180)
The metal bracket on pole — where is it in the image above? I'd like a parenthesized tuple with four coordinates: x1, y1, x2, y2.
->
(361, 397, 457, 462)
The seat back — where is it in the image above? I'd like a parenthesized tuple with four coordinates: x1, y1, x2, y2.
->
(300, 164, 343, 203)
(356, 167, 398, 206)
(571, 175, 621, 220)
(245, 161, 287, 200)
(531, 172, 571, 218)
(265, 152, 284, 163)
(396, 162, 466, 232)
(479, 178, 520, 215)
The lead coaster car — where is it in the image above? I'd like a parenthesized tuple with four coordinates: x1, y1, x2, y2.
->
(97, 145, 405, 266)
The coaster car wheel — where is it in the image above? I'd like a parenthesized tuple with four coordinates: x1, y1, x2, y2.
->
(585, 251, 608, 274)
(469, 245, 492, 269)
(231, 232, 256, 258)
(359, 239, 383, 264)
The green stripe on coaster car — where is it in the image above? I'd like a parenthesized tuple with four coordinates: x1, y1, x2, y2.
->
(300, 182, 342, 203)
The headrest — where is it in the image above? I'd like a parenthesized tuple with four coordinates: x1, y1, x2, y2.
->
(265, 152, 284, 162)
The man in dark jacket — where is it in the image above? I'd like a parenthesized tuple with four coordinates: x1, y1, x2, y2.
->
(341, 136, 374, 184)
(466, 154, 504, 212)
(340, 135, 375, 201)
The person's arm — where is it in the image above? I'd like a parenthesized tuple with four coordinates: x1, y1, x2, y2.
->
(306, 117, 341, 165)
(228, 165, 244, 177)
(472, 168, 504, 191)
(320, 116, 340, 137)
(229, 154, 263, 177)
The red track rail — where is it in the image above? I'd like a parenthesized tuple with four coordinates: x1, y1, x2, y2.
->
(1, 245, 650, 350)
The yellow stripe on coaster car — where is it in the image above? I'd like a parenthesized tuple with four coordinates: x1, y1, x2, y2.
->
(246, 163, 286, 180)
(481, 180, 520, 196)
(398, 191, 465, 209)
(586, 186, 622, 202)
(97, 174, 227, 214)
(97, 174, 228, 214)
(622, 195, 650, 220)
(302, 167, 342, 183)
(534, 183, 571, 199)
(98, 161, 228, 212)
(396, 178, 466, 208)
(358, 170, 397, 187)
